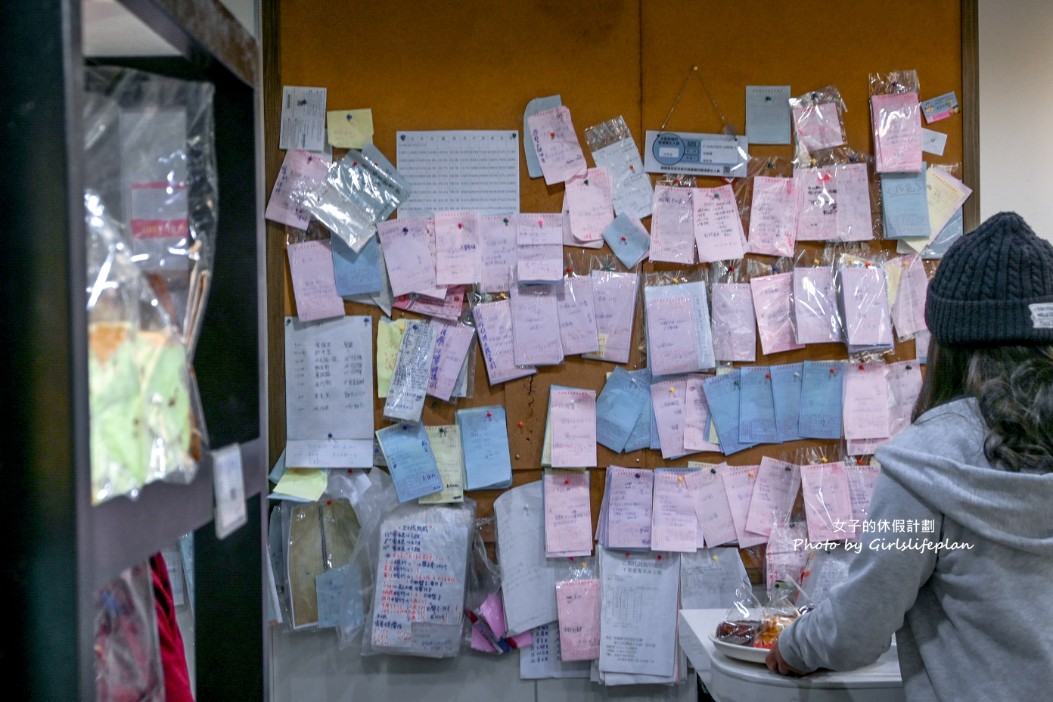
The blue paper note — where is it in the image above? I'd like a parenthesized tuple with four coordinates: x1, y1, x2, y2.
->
(880, 170, 930, 240)
(746, 86, 792, 145)
(738, 366, 778, 444)
(898, 207, 963, 260)
(623, 369, 653, 453)
(524, 95, 562, 179)
(649, 393, 662, 451)
(316, 564, 364, 630)
(799, 361, 845, 439)
(702, 371, 757, 456)
(770, 363, 803, 443)
(602, 213, 650, 269)
(457, 406, 513, 490)
(331, 233, 381, 297)
(375, 422, 444, 502)
(596, 367, 650, 453)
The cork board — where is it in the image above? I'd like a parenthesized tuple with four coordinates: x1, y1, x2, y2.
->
(272, 0, 965, 550)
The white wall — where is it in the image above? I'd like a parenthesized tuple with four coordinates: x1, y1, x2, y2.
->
(978, 0, 1053, 239)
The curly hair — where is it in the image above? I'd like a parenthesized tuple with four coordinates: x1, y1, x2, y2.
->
(913, 337, 1053, 474)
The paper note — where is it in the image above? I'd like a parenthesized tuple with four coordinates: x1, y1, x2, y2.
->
(602, 213, 650, 269)
(842, 363, 891, 440)
(582, 270, 638, 364)
(623, 369, 653, 453)
(287, 240, 345, 322)
(890, 255, 928, 339)
(377, 218, 438, 298)
(392, 285, 465, 322)
(745, 457, 801, 537)
(881, 170, 931, 240)
(566, 169, 614, 243)
(794, 167, 838, 242)
(684, 469, 737, 548)
(683, 375, 721, 453)
(651, 472, 700, 552)
(738, 366, 778, 444)
(589, 132, 653, 219)
(376, 318, 407, 398)
(479, 214, 518, 293)
(266, 149, 330, 229)
(419, 426, 465, 505)
(835, 162, 875, 242)
(285, 315, 373, 468)
(845, 463, 881, 527)
(433, 210, 482, 286)
(800, 461, 854, 543)
(457, 406, 513, 490)
(646, 295, 698, 377)
(770, 363, 804, 443)
(396, 130, 519, 217)
(680, 548, 748, 609)
(719, 465, 766, 547)
(751, 272, 805, 356)
(840, 266, 894, 347)
(651, 379, 689, 460)
(604, 466, 654, 550)
(792, 101, 845, 152)
(746, 85, 792, 144)
(544, 469, 593, 557)
(650, 185, 695, 264)
(549, 387, 597, 468)
(920, 91, 959, 123)
(871, 91, 923, 173)
(515, 214, 564, 284)
(528, 105, 588, 185)
(792, 266, 842, 344)
(598, 549, 680, 677)
(427, 319, 476, 402)
(510, 283, 564, 366)
(555, 579, 601, 661)
(472, 299, 537, 385)
(710, 283, 756, 362)
(595, 369, 650, 453)
(645, 281, 716, 373)
(495, 482, 564, 635)
(926, 167, 972, 237)
(702, 371, 753, 456)
(375, 422, 444, 502)
(748, 176, 798, 257)
(799, 360, 845, 439)
(279, 86, 326, 152)
(555, 275, 600, 356)
(331, 233, 381, 298)
(326, 108, 373, 149)
(693, 184, 747, 263)
(271, 468, 328, 502)
(921, 128, 948, 156)
(524, 96, 563, 178)
(520, 621, 591, 679)
(383, 320, 436, 422)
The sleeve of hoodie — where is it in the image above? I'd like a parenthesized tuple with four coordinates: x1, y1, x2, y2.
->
(777, 473, 942, 673)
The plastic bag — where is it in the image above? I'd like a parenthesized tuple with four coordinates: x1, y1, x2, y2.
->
(478, 214, 518, 293)
(93, 559, 164, 701)
(799, 546, 857, 606)
(643, 270, 715, 376)
(382, 318, 437, 422)
(650, 183, 696, 264)
(754, 578, 813, 649)
(584, 115, 653, 220)
(555, 260, 601, 356)
(581, 263, 639, 365)
(869, 70, 923, 173)
(710, 260, 757, 363)
(469, 293, 537, 385)
(554, 558, 601, 662)
(510, 274, 565, 367)
(694, 184, 748, 263)
(714, 577, 765, 646)
(835, 251, 895, 356)
(789, 86, 847, 163)
(790, 251, 844, 345)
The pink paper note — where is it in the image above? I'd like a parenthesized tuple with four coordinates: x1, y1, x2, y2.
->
(265, 150, 330, 229)
(561, 192, 603, 250)
(684, 468, 737, 547)
(605, 466, 654, 550)
(891, 254, 929, 339)
(693, 184, 747, 263)
(842, 363, 891, 440)
(566, 169, 614, 243)
(287, 239, 345, 322)
(711, 283, 757, 362)
(544, 469, 593, 557)
(528, 105, 588, 185)
(744, 457, 801, 537)
(556, 275, 600, 356)
(550, 387, 597, 468)
(794, 167, 838, 242)
(684, 376, 721, 453)
(427, 319, 476, 402)
(393, 285, 465, 321)
(646, 295, 699, 376)
(377, 218, 439, 298)
(434, 211, 481, 286)
(650, 185, 696, 264)
(793, 101, 845, 151)
(835, 163, 874, 242)
(555, 579, 601, 661)
(650, 472, 699, 553)
(583, 270, 638, 364)
(479, 214, 518, 293)
(845, 463, 881, 535)
(651, 379, 688, 460)
(719, 464, 766, 547)
(510, 284, 564, 366)
(792, 266, 841, 344)
(800, 461, 854, 543)
(748, 176, 798, 257)
(472, 299, 536, 385)
(871, 92, 923, 173)
(751, 273, 806, 355)
(840, 266, 894, 347)
(517, 214, 564, 283)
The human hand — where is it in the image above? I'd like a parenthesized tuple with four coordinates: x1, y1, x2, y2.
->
(765, 638, 809, 677)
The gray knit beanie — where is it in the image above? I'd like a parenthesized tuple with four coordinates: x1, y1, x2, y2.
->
(925, 211, 1053, 345)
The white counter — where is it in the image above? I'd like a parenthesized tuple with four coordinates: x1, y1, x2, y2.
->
(679, 609, 905, 702)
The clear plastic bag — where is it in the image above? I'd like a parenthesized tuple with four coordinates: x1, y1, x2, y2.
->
(584, 116, 653, 220)
(643, 270, 715, 376)
(382, 318, 437, 423)
(694, 184, 748, 263)
(650, 183, 696, 264)
(555, 263, 600, 356)
(93, 559, 164, 701)
(710, 260, 757, 363)
(835, 251, 895, 356)
(747, 174, 799, 257)
(790, 249, 844, 345)
(581, 263, 639, 365)
(554, 558, 601, 662)
(799, 546, 857, 606)
(789, 86, 847, 163)
(714, 577, 765, 646)
(869, 70, 923, 173)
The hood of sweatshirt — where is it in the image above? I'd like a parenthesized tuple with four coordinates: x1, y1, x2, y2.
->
(874, 397, 1053, 556)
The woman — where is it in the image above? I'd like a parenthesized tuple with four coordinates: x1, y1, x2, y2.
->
(766, 211, 1053, 700)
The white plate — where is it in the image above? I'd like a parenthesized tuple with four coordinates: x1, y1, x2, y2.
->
(709, 634, 771, 664)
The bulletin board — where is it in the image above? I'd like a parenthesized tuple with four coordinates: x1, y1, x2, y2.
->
(267, 0, 967, 560)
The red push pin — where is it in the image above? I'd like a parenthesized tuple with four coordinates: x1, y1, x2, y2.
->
(858, 364, 865, 371)
(326, 499, 332, 506)
(537, 218, 543, 226)
(829, 367, 837, 375)
(621, 236, 627, 242)
(565, 267, 573, 275)
(629, 164, 635, 171)
(352, 161, 358, 167)
(458, 222, 463, 229)
(765, 373, 771, 379)
(657, 554, 663, 561)
(625, 553, 631, 559)
(549, 132, 556, 139)
(564, 479, 570, 485)
(486, 411, 493, 419)
(517, 420, 525, 428)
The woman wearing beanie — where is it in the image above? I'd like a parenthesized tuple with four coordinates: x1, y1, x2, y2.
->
(765, 211, 1053, 700)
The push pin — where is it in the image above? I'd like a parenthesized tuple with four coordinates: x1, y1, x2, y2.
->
(458, 222, 463, 229)
(656, 554, 663, 561)
(748, 470, 756, 478)
(518, 420, 525, 428)
(621, 236, 627, 243)
(486, 411, 493, 419)
(550, 132, 556, 139)
(565, 478, 570, 485)
(710, 468, 717, 474)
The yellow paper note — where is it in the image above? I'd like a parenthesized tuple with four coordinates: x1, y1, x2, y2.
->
(376, 317, 407, 398)
(327, 109, 374, 149)
(900, 236, 929, 253)
(273, 467, 328, 502)
(883, 257, 906, 308)
(419, 426, 466, 505)
(926, 167, 972, 238)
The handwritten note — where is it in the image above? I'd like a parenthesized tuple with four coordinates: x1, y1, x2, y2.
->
(799, 361, 844, 439)
(684, 468, 737, 548)
(555, 578, 601, 661)
(684, 375, 721, 453)
(882, 170, 931, 240)
(738, 366, 778, 444)
(770, 363, 804, 443)
(926, 166, 972, 238)
(383, 320, 436, 422)
(287, 240, 345, 322)
(890, 254, 929, 339)
(603, 466, 654, 550)
(745, 457, 801, 537)
(331, 233, 381, 298)
(871, 91, 923, 173)
(596, 369, 650, 453)
(392, 285, 465, 322)
(375, 422, 444, 503)
(835, 162, 874, 242)
(651, 472, 699, 552)
(693, 184, 747, 263)
(645, 280, 715, 373)
(646, 295, 699, 376)
(842, 363, 891, 440)
(556, 275, 600, 355)
(840, 266, 894, 348)
(544, 469, 593, 557)
(800, 461, 854, 543)
(748, 176, 798, 257)
(376, 317, 407, 398)
(703, 371, 756, 456)
(583, 269, 639, 364)
(426, 319, 476, 402)
(517, 214, 564, 283)
(326, 108, 373, 149)
(284, 315, 373, 468)
(565, 169, 614, 243)
(266, 149, 329, 229)
(792, 101, 845, 152)
(528, 105, 587, 185)
(719, 465, 766, 547)
(479, 214, 518, 293)
(377, 218, 438, 298)
(472, 299, 537, 385)
(457, 406, 513, 490)
(433, 210, 481, 286)
(651, 379, 689, 459)
(549, 387, 597, 468)
(510, 283, 564, 366)
(680, 548, 748, 609)
(420, 426, 465, 505)
(751, 272, 805, 355)
(710, 283, 756, 362)
(845, 463, 881, 528)
(602, 213, 650, 269)
(794, 167, 838, 242)
(586, 117, 653, 219)
(520, 621, 591, 679)
(650, 185, 696, 264)
(792, 266, 842, 344)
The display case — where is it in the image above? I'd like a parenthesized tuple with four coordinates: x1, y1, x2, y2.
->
(1, 0, 267, 698)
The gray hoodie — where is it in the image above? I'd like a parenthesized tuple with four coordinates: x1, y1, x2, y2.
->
(779, 398, 1053, 701)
